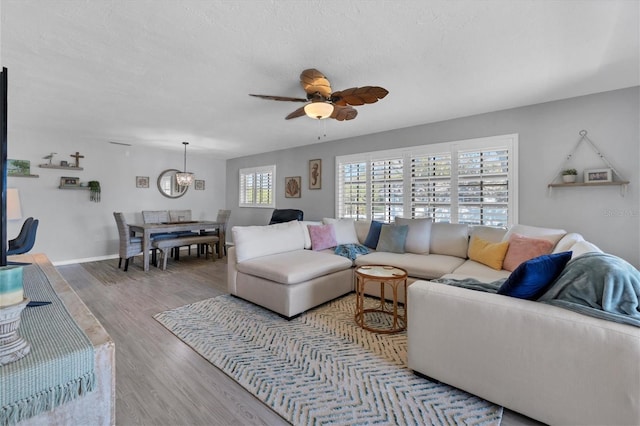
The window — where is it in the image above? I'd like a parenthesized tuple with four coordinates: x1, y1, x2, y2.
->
(239, 165, 276, 208)
(336, 135, 518, 226)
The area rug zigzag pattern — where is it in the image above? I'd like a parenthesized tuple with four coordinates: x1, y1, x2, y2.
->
(154, 294, 502, 425)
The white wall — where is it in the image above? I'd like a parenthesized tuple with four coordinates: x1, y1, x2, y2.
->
(226, 87, 640, 268)
(7, 135, 226, 264)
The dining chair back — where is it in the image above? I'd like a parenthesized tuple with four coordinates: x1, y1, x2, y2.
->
(200, 209, 232, 256)
(7, 218, 39, 255)
(169, 209, 191, 222)
(142, 210, 169, 224)
(113, 212, 143, 271)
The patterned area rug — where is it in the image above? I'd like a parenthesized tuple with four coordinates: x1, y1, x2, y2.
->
(154, 294, 503, 425)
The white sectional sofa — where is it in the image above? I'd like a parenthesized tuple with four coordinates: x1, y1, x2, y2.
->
(228, 218, 640, 425)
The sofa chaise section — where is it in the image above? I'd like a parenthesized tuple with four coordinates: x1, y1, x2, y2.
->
(228, 220, 353, 318)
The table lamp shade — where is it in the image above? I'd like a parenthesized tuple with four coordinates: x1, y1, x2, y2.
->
(7, 189, 22, 220)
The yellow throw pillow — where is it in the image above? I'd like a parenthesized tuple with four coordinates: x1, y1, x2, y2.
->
(467, 235, 510, 270)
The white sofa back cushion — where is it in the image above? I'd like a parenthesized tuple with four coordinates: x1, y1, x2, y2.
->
(299, 221, 322, 249)
(322, 218, 360, 245)
(232, 220, 305, 262)
(354, 220, 372, 245)
(395, 217, 432, 254)
(430, 223, 469, 258)
(468, 225, 507, 243)
(502, 224, 566, 246)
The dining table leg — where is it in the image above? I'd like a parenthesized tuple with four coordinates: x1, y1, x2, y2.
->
(143, 229, 151, 272)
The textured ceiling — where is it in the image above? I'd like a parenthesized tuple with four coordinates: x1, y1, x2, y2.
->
(1, 0, 638, 158)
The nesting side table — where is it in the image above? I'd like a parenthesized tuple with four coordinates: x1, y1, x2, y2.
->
(354, 265, 408, 334)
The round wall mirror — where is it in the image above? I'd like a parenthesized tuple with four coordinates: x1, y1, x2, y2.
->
(157, 169, 189, 199)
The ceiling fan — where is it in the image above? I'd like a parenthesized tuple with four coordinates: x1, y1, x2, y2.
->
(249, 68, 389, 121)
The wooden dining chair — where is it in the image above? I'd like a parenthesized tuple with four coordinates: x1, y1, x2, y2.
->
(199, 209, 231, 257)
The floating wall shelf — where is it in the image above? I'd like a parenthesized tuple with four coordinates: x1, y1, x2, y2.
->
(548, 181, 630, 188)
(39, 164, 84, 171)
(8, 174, 39, 178)
(58, 186, 89, 190)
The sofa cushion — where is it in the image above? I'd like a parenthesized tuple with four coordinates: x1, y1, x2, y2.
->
(469, 225, 507, 243)
(377, 224, 409, 254)
(569, 240, 602, 258)
(237, 250, 352, 285)
(430, 223, 469, 258)
(233, 221, 305, 262)
(497, 251, 573, 300)
(354, 220, 372, 245)
(395, 217, 432, 254)
(445, 260, 512, 282)
(299, 221, 322, 249)
(308, 224, 337, 251)
(363, 220, 383, 249)
(322, 218, 360, 245)
(356, 252, 466, 280)
(503, 233, 554, 272)
(467, 235, 510, 270)
(502, 224, 566, 246)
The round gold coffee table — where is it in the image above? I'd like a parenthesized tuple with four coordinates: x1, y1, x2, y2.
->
(354, 265, 408, 334)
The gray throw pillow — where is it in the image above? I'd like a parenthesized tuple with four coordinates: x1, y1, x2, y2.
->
(376, 224, 409, 253)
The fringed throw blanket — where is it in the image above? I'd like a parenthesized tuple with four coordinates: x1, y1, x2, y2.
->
(1, 264, 95, 426)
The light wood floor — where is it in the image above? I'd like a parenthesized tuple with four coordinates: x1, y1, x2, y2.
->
(57, 252, 543, 426)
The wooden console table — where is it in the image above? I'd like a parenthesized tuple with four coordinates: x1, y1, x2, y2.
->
(7, 253, 115, 425)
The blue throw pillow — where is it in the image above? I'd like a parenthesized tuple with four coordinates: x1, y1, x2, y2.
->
(376, 224, 409, 254)
(498, 251, 573, 300)
(363, 221, 383, 249)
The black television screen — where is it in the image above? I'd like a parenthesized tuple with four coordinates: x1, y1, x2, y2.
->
(1, 67, 8, 266)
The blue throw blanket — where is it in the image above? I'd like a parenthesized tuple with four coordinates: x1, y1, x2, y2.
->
(537, 252, 640, 327)
(334, 244, 370, 261)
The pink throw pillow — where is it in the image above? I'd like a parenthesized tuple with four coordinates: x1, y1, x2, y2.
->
(308, 224, 337, 251)
(502, 233, 554, 271)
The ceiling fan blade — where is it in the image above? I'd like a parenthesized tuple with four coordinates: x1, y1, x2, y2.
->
(300, 69, 332, 98)
(331, 105, 358, 121)
(331, 86, 389, 106)
(285, 106, 307, 120)
(249, 94, 308, 102)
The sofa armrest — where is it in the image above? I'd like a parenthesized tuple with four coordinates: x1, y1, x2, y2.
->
(407, 281, 640, 426)
(227, 246, 238, 294)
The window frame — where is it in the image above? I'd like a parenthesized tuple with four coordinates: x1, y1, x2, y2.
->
(335, 134, 518, 226)
(239, 164, 276, 208)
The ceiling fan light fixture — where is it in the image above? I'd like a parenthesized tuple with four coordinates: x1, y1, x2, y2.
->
(304, 102, 333, 120)
(176, 141, 194, 186)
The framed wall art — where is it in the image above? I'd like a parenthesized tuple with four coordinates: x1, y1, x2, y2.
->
(7, 159, 31, 176)
(60, 176, 80, 187)
(285, 176, 301, 198)
(194, 180, 205, 190)
(136, 176, 149, 188)
(584, 168, 612, 183)
(309, 159, 321, 189)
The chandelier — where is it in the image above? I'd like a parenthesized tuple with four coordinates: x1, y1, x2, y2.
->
(175, 141, 194, 186)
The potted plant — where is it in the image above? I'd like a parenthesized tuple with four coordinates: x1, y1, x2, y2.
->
(562, 168, 578, 183)
(88, 181, 101, 202)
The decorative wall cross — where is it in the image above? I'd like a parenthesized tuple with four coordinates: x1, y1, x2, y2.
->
(70, 151, 84, 167)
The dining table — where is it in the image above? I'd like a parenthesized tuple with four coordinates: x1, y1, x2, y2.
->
(128, 220, 225, 272)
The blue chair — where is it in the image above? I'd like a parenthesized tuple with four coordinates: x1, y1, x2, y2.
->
(7, 218, 39, 255)
(269, 209, 303, 224)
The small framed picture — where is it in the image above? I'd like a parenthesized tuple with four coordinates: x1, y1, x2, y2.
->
(60, 176, 80, 187)
(194, 180, 205, 190)
(136, 176, 149, 188)
(584, 168, 612, 183)
(309, 159, 322, 189)
(285, 176, 301, 198)
(7, 159, 30, 176)
(60, 160, 69, 167)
